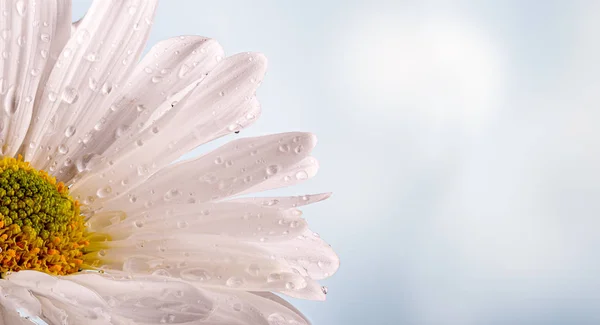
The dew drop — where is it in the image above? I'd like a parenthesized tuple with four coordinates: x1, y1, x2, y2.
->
(278, 144, 290, 153)
(321, 286, 328, 294)
(151, 269, 171, 277)
(75, 153, 96, 172)
(285, 282, 295, 290)
(133, 220, 144, 228)
(62, 48, 73, 58)
(86, 52, 100, 62)
(232, 303, 242, 312)
(96, 186, 112, 198)
(40, 33, 50, 42)
(64, 126, 76, 137)
(62, 87, 79, 104)
(266, 165, 280, 176)
(48, 91, 57, 102)
(101, 82, 112, 95)
(247, 264, 260, 276)
(151, 76, 162, 83)
(178, 63, 191, 78)
(295, 170, 309, 180)
(76, 29, 90, 44)
(181, 268, 211, 281)
(267, 314, 286, 325)
(226, 277, 243, 288)
(58, 144, 68, 154)
(15, 1, 26, 16)
(214, 157, 223, 164)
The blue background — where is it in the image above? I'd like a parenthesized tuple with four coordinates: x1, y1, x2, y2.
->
(72, 1, 600, 324)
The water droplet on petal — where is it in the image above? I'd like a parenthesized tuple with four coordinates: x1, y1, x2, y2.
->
(62, 87, 78, 104)
(295, 170, 308, 180)
(76, 29, 90, 44)
(15, 1, 26, 16)
(247, 264, 260, 276)
(101, 82, 112, 95)
(266, 165, 280, 176)
(96, 186, 112, 198)
(64, 126, 76, 137)
(278, 144, 290, 153)
(86, 52, 100, 62)
(48, 91, 57, 102)
(226, 277, 243, 288)
(180, 268, 211, 281)
(58, 144, 68, 154)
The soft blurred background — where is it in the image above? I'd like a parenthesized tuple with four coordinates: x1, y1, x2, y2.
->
(72, 1, 600, 324)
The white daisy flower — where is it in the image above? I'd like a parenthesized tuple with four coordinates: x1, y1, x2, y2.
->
(0, 0, 339, 324)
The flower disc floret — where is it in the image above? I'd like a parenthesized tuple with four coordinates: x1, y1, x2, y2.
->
(0, 156, 90, 275)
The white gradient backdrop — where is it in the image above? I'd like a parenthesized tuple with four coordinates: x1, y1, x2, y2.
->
(73, 1, 600, 324)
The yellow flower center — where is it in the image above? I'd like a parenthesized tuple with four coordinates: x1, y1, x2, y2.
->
(0, 156, 94, 275)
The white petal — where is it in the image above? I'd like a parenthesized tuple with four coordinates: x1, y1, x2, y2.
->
(251, 292, 311, 324)
(85, 204, 336, 298)
(261, 228, 340, 281)
(0, 281, 44, 324)
(239, 156, 320, 196)
(195, 289, 310, 325)
(68, 272, 215, 324)
(5, 271, 113, 324)
(70, 52, 267, 205)
(93, 202, 308, 243)
(22, 0, 158, 171)
(229, 192, 332, 209)
(52, 36, 225, 182)
(75, 132, 315, 212)
(0, 0, 71, 156)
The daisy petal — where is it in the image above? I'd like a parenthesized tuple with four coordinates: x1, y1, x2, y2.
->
(68, 272, 215, 324)
(239, 155, 320, 195)
(228, 192, 332, 209)
(93, 202, 308, 242)
(198, 289, 310, 325)
(251, 292, 312, 324)
(53, 36, 225, 182)
(80, 132, 316, 212)
(0, 0, 71, 156)
(70, 52, 267, 205)
(22, 0, 158, 170)
(6, 271, 113, 324)
(0, 282, 44, 324)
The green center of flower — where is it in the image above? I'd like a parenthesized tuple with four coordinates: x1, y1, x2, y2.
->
(0, 156, 91, 275)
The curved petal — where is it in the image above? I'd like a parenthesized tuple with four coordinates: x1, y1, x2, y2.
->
(68, 271, 215, 324)
(74, 132, 316, 212)
(0, 0, 71, 156)
(22, 0, 158, 171)
(5, 271, 113, 324)
(70, 52, 267, 204)
(52, 35, 225, 182)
